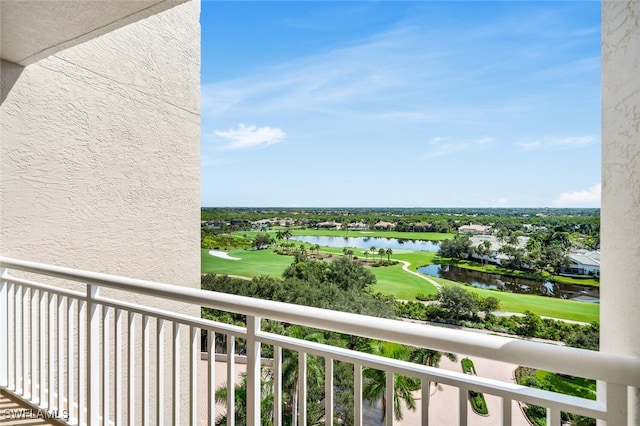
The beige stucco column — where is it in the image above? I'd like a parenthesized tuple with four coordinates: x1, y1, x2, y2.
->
(601, 1, 640, 424)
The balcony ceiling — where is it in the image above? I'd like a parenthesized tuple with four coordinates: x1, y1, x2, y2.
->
(0, 0, 188, 66)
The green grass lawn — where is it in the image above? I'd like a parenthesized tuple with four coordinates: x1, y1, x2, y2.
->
(536, 370, 596, 400)
(370, 264, 438, 299)
(431, 276, 599, 323)
(201, 248, 294, 277)
(201, 238, 599, 323)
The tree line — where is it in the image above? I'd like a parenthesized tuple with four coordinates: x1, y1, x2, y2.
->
(201, 255, 598, 425)
(201, 257, 455, 424)
(437, 228, 589, 275)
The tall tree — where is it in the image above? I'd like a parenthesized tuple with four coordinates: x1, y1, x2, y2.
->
(385, 248, 393, 261)
(474, 240, 492, 270)
(409, 347, 457, 368)
(438, 285, 478, 319)
(282, 327, 325, 426)
(363, 341, 420, 422)
(214, 373, 275, 426)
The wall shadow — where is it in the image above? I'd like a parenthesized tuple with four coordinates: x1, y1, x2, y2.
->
(1, 59, 24, 105)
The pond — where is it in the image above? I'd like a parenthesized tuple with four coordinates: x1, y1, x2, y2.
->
(418, 264, 600, 302)
(289, 235, 440, 252)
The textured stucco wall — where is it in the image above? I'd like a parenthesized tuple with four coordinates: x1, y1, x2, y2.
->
(0, 0, 200, 422)
(1, 0, 200, 290)
(601, 1, 640, 423)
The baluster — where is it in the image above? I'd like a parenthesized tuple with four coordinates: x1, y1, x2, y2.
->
(157, 318, 165, 426)
(207, 329, 216, 426)
(325, 358, 333, 426)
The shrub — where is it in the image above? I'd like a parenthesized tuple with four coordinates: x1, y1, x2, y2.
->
(415, 293, 437, 301)
(469, 390, 489, 415)
(461, 358, 489, 415)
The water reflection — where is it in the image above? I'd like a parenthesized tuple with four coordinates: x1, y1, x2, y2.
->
(289, 235, 440, 252)
(418, 264, 599, 302)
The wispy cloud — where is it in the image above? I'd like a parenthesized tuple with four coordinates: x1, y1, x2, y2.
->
(552, 183, 601, 207)
(517, 135, 596, 151)
(424, 136, 494, 159)
(213, 124, 286, 150)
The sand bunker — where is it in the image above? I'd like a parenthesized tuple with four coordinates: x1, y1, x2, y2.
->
(208, 250, 241, 260)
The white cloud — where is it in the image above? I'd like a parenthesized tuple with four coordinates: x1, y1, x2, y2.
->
(517, 135, 596, 151)
(213, 124, 286, 150)
(424, 136, 494, 159)
(517, 141, 542, 151)
(552, 183, 601, 207)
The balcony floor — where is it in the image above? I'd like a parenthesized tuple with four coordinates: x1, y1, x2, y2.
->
(0, 389, 65, 425)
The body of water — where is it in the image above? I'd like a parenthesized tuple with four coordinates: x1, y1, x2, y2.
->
(418, 264, 600, 302)
(289, 235, 440, 252)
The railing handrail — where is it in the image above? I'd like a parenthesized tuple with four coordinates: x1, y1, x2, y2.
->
(2, 255, 639, 388)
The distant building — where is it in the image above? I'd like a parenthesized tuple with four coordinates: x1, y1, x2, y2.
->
(374, 221, 396, 230)
(561, 250, 601, 276)
(346, 222, 369, 230)
(203, 221, 225, 229)
(469, 235, 530, 266)
(458, 223, 491, 234)
(317, 221, 341, 229)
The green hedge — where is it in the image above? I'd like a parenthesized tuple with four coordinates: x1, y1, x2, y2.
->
(461, 358, 489, 415)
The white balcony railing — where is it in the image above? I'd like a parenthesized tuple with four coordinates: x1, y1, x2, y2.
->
(1, 256, 639, 425)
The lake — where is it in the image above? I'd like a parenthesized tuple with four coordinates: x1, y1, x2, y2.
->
(418, 264, 600, 302)
(289, 235, 440, 252)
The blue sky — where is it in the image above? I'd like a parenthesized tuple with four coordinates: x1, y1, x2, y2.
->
(200, 1, 601, 208)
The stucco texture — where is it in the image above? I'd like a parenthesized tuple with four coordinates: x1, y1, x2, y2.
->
(0, 1, 200, 293)
(1, 2, 200, 423)
(601, 1, 640, 424)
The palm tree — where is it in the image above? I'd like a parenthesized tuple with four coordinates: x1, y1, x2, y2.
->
(313, 244, 321, 257)
(370, 246, 376, 260)
(342, 248, 354, 260)
(363, 341, 420, 422)
(283, 229, 293, 243)
(385, 248, 393, 261)
(409, 347, 458, 389)
(409, 347, 458, 368)
(282, 326, 324, 426)
(378, 248, 386, 262)
(475, 240, 492, 270)
(482, 240, 492, 269)
(214, 373, 275, 426)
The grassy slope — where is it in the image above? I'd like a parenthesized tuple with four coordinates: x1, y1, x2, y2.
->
(201, 248, 439, 298)
(536, 370, 596, 400)
(370, 264, 438, 299)
(432, 276, 599, 323)
(201, 248, 294, 277)
(201, 239, 599, 323)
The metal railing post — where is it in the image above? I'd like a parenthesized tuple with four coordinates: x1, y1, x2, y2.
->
(87, 284, 100, 425)
(0, 267, 8, 387)
(246, 315, 262, 425)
